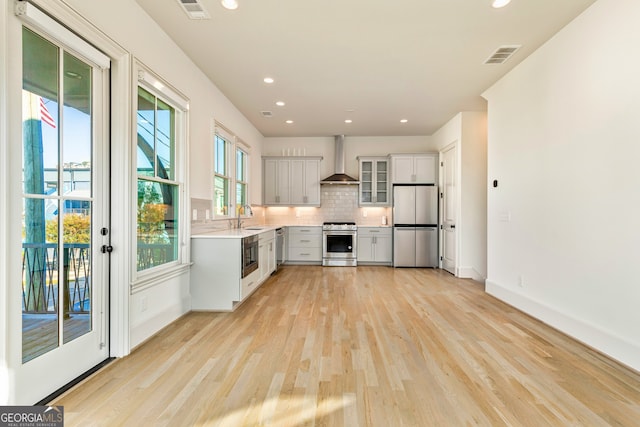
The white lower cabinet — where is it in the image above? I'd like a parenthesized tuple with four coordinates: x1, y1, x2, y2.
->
(258, 230, 276, 283)
(286, 226, 322, 264)
(191, 230, 276, 311)
(357, 227, 392, 265)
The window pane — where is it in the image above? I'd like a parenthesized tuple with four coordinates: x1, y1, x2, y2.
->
(156, 98, 175, 180)
(63, 52, 93, 198)
(61, 203, 92, 343)
(236, 182, 246, 213)
(214, 176, 228, 216)
(22, 198, 59, 362)
(236, 149, 245, 181)
(22, 28, 59, 196)
(137, 180, 179, 271)
(215, 136, 226, 175)
(137, 87, 155, 177)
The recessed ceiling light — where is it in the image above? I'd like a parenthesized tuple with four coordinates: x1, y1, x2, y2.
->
(345, 119, 353, 124)
(263, 77, 274, 84)
(285, 120, 294, 124)
(400, 119, 408, 123)
(221, 0, 238, 10)
(492, 0, 511, 8)
(275, 101, 285, 107)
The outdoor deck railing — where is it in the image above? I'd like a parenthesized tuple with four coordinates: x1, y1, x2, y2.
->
(137, 242, 175, 271)
(22, 242, 174, 314)
(22, 243, 91, 315)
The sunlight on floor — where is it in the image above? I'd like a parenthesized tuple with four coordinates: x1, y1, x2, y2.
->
(200, 393, 356, 426)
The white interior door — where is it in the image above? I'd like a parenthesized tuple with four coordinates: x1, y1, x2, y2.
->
(15, 14, 110, 404)
(440, 143, 457, 275)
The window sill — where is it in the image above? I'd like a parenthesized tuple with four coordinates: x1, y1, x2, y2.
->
(131, 262, 193, 294)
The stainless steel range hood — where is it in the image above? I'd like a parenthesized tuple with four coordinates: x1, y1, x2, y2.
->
(320, 135, 359, 184)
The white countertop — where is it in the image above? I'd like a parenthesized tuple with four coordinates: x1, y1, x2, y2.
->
(191, 223, 391, 239)
(191, 225, 280, 239)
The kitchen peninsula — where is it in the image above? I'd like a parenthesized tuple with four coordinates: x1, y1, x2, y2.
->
(191, 226, 278, 311)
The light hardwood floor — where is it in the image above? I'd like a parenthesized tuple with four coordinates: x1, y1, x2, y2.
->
(52, 266, 640, 426)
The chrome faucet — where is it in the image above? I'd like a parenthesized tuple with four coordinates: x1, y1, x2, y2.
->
(237, 204, 253, 228)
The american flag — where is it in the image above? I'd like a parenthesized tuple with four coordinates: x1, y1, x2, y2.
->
(39, 97, 56, 129)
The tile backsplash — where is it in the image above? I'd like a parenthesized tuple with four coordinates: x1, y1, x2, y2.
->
(191, 185, 391, 234)
(190, 198, 264, 234)
(263, 185, 391, 226)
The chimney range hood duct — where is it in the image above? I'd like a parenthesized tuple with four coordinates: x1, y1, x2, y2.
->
(321, 135, 359, 184)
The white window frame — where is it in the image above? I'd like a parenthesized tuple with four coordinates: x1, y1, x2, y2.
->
(235, 142, 249, 215)
(213, 122, 250, 219)
(213, 128, 232, 218)
(132, 64, 190, 292)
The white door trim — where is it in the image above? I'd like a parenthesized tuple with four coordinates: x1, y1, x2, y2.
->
(3, 0, 132, 404)
(439, 140, 460, 276)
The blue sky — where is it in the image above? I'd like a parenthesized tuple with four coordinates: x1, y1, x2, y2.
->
(40, 97, 92, 168)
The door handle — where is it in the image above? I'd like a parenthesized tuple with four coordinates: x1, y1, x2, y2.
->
(450, 225, 456, 229)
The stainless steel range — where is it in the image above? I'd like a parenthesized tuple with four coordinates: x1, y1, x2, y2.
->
(322, 222, 357, 266)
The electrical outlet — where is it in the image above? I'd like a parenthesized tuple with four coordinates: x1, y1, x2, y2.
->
(362, 210, 368, 217)
(141, 297, 148, 312)
(295, 210, 301, 218)
(205, 209, 210, 220)
(192, 209, 198, 221)
(499, 211, 511, 222)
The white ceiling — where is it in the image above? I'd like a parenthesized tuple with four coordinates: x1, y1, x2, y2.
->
(136, 0, 597, 137)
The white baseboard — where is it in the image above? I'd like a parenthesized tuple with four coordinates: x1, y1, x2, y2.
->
(457, 266, 485, 282)
(485, 280, 640, 372)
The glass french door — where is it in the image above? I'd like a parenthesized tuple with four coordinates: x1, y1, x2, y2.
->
(18, 22, 110, 402)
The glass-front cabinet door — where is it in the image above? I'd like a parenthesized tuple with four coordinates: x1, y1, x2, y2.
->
(358, 157, 390, 206)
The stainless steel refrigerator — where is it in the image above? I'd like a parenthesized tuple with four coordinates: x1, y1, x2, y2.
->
(393, 185, 438, 267)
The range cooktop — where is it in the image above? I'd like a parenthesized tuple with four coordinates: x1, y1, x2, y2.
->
(322, 221, 357, 231)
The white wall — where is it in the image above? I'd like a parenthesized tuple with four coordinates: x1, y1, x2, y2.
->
(263, 136, 435, 185)
(483, 0, 640, 370)
(65, 0, 264, 205)
(460, 112, 487, 280)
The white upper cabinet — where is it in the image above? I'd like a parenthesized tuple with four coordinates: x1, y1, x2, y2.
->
(263, 157, 321, 206)
(390, 154, 437, 184)
(263, 158, 291, 205)
(358, 157, 390, 206)
(290, 158, 321, 205)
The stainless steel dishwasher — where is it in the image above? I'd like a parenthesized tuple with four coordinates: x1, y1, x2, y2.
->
(275, 227, 285, 270)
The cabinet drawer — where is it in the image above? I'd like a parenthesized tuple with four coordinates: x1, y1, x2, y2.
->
(258, 230, 275, 241)
(241, 269, 260, 300)
(288, 247, 322, 261)
(288, 227, 321, 236)
(359, 227, 392, 237)
(288, 235, 321, 248)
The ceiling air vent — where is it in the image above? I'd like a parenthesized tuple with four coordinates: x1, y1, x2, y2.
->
(261, 111, 273, 118)
(176, 0, 210, 20)
(484, 45, 521, 64)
